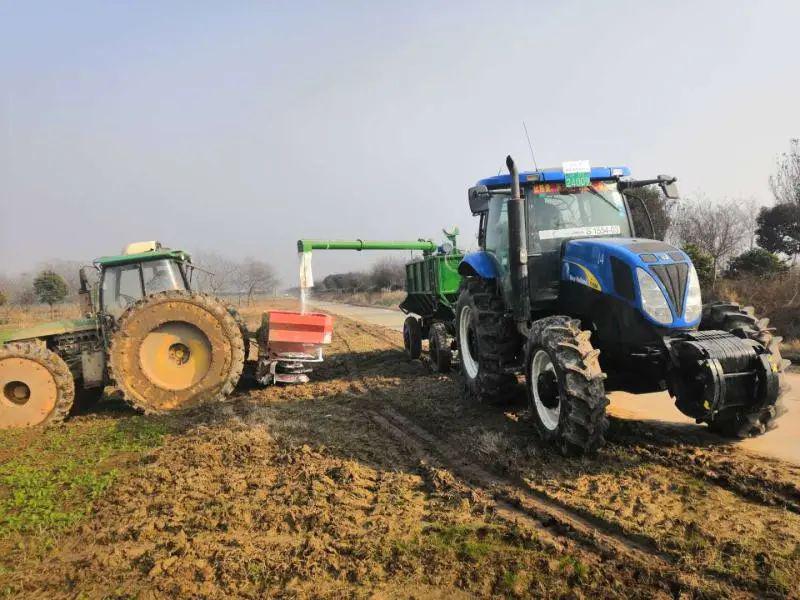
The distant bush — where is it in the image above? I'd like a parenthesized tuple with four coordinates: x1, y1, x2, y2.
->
(33, 271, 68, 309)
(321, 259, 406, 293)
(683, 243, 715, 291)
(0, 290, 6, 307)
(717, 269, 800, 340)
(726, 248, 786, 278)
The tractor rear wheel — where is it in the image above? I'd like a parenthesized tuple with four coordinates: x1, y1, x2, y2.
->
(0, 342, 74, 428)
(525, 316, 609, 455)
(700, 302, 790, 437)
(109, 291, 245, 413)
(428, 321, 452, 373)
(403, 316, 422, 360)
(455, 278, 518, 404)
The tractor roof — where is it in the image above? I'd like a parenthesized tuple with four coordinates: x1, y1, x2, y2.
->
(477, 166, 630, 189)
(94, 248, 191, 268)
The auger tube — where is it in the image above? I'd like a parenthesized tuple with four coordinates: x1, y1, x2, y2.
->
(297, 239, 438, 254)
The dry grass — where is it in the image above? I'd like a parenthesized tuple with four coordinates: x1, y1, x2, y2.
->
(0, 303, 82, 335)
(312, 290, 406, 309)
(716, 270, 800, 346)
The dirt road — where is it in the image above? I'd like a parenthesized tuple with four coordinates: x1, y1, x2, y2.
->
(2, 301, 799, 598)
(312, 300, 800, 465)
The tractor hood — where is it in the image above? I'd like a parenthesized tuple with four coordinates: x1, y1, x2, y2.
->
(561, 237, 699, 328)
(0, 318, 98, 344)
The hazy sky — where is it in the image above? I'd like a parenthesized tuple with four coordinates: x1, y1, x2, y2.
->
(2, 1, 799, 284)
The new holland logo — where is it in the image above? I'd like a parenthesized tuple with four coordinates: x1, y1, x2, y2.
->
(564, 261, 602, 292)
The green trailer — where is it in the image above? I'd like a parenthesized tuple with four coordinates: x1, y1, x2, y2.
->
(297, 230, 463, 371)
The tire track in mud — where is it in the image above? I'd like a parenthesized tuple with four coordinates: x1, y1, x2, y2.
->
(607, 423, 800, 515)
(343, 313, 800, 519)
(331, 317, 750, 598)
(371, 406, 759, 599)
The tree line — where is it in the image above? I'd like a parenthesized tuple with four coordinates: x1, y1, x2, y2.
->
(317, 257, 407, 292)
(668, 139, 800, 290)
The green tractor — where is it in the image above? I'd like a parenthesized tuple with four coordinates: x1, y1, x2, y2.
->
(455, 156, 789, 454)
(0, 242, 246, 428)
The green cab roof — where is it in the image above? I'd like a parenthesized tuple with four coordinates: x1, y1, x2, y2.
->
(94, 248, 191, 268)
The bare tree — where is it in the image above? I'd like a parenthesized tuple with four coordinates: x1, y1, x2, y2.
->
(670, 195, 751, 287)
(740, 196, 764, 249)
(370, 257, 406, 290)
(769, 138, 800, 206)
(235, 259, 279, 305)
(192, 252, 240, 295)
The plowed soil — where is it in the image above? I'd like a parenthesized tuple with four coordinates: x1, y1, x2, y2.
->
(1, 301, 799, 598)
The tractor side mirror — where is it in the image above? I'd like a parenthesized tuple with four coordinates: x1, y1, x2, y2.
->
(658, 176, 680, 200)
(468, 185, 490, 214)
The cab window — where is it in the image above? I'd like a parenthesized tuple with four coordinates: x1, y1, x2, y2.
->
(142, 259, 186, 294)
(101, 259, 187, 318)
(101, 265, 143, 318)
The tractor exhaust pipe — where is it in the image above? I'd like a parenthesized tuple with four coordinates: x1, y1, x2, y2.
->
(506, 156, 529, 320)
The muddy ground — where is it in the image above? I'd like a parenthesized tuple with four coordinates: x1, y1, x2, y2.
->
(1, 301, 800, 598)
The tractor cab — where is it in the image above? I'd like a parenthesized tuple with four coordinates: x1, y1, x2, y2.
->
(467, 163, 680, 314)
(90, 242, 192, 319)
(470, 168, 646, 311)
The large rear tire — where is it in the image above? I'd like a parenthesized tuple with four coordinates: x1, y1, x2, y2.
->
(0, 342, 74, 428)
(455, 278, 518, 404)
(700, 301, 790, 437)
(525, 316, 609, 455)
(109, 291, 245, 413)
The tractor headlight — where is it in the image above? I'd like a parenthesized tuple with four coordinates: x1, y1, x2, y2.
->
(684, 264, 702, 323)
(636, 268, 672, 325)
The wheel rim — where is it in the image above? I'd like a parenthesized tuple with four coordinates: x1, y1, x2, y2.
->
(459, 306, 478, 379)
(531, 350, 560, 431)
(0, 357, 58, 427)
(139, 321, 212, 391)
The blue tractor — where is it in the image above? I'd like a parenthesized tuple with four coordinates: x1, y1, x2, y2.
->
(456, 156, 789, 455)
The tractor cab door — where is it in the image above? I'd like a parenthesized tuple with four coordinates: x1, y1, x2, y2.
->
(484, 194, 514, 302)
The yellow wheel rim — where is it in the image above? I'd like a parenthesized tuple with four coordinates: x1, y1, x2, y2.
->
(138, 322, 212, 391)
(0, 357, 58, 428)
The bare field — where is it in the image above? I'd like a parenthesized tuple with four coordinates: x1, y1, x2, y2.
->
(0, 300, 799, 598)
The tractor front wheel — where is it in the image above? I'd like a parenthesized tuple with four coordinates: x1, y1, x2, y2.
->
(525, 316, 608, 455)
(0, 342, 74, 428)
(700, 302, 790, 437)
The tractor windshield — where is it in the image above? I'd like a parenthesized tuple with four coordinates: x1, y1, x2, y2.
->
(101, 259, 187, 318)
(526, 183, 631, 253)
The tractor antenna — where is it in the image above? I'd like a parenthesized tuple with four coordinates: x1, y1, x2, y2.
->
(523, 120, 540, 173)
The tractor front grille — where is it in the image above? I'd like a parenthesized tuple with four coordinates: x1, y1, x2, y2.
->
(651, 263, 689, 316)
